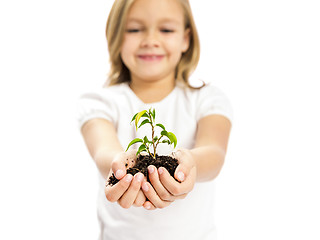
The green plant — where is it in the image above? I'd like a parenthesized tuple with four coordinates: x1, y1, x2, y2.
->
(125, 108, 177, 159)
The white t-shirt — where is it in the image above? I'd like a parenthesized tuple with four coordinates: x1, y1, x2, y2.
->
(77, 82, 233, 240)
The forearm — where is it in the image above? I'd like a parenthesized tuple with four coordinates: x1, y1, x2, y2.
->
(93, 148, 123, 179)
(189, 145, 226, 182)
(81, 118, 124, 179)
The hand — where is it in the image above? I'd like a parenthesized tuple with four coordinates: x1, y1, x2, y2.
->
(141, 149, 197, 210)
(105, 150, 147, 208)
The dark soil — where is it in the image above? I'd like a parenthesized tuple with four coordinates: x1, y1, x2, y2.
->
(107, 154, 178, 186)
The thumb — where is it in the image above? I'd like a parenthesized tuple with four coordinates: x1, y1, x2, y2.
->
(111, 152, 128, 180)
(111, 150, 138, 179)
(172, 149, 193, 182)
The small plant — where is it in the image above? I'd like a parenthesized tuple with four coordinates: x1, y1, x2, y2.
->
(107, 108, 179, 186)
(126, 108, 177, 159)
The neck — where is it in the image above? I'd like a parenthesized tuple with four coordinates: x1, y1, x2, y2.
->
(129, 75, 175, 104)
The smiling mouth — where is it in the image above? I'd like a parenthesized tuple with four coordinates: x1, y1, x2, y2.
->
(137, 55, 164, 61)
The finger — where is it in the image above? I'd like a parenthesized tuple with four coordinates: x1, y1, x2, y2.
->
(174, 193, 188, 200)
(133, 189, 146, 207)
(111, 154, 127, 180)
(158, 167, 183, 196)
(159, 167, 194, 196)
(148, 165, 175, 202)
(111, 150, 138, 180)
(125, 149, 138, 168)
(143, 201, 156, 210)
(117, 173, 144, 209)
(105, 174, 133, 202)
(148, 167, 189, 201)
(141, 181, 171, 209)
(161, 166, 196, 196)
(172, 150, 192, 182)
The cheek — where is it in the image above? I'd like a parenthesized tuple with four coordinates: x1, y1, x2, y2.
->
(121, 35, 137, 53)
(121, 39, 130, 54)
(120, 39, 135, 63)
(165, 36, 187, 54)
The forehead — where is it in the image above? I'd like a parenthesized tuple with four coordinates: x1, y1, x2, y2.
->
(126, 0, 185, 25)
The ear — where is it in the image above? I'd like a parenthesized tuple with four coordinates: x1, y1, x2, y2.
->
(181, 28, 191, 53)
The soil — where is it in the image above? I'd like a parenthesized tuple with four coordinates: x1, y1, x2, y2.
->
(107, 154, 178, 186)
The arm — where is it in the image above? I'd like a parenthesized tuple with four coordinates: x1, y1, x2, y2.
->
(191, 114, 232, 182)
(141, 114, 232, 209)
(81, 118, 147, 208)
(81, 118, 123, 178)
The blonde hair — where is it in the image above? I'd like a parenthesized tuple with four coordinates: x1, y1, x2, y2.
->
(105, 0, 201, 88)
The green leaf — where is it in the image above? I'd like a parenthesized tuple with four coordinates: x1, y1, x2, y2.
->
(142, 112, 149, 118)
(137, 144, 147, 155)
(143, 136, 151, 144)
(153, 136, 158, 142)
(138, 119, 151, 129)
(161, 130, 177, 148)
(151, 108, 155, 120)
(125, 138, 143, 151)
(130, 112, 138, 123)
(135, 110, 147, 130)
(167, 132, 177, 148)
(156, 123, 166, 131)
(161, 139, 170, 145)
(161, 130, 168, 137)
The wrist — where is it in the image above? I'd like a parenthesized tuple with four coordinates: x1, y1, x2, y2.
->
(94, 148, 123, 177)
(189, 146, 225, 182)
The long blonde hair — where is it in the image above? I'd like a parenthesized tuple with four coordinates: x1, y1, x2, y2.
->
(105, 0, 201, 88)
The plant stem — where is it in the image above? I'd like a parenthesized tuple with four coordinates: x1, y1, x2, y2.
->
(146, 146, 153, 159)
(154, 135, 163, 153)
(147, 111, 156, 159)
(151, 126, 156, 159)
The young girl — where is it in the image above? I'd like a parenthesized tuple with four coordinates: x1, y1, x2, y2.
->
(77, 0, 233, 239)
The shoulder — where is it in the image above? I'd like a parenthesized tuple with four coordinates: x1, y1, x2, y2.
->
(79, 83, 128, 101)
(176, 82, 229, 102)
(76, 83, 130, 129)
(176, 82, 233, 124)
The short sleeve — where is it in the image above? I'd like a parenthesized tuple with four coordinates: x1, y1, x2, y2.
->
(76, 90, 118, 130)
(196, 84, 233, 124)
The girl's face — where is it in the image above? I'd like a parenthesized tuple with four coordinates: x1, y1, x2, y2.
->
(120, 0, 190, 84)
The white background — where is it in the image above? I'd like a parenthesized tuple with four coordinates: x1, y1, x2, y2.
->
(0, 0, 319, 239)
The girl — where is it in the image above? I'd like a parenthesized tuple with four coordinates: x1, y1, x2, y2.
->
(77, 0, 233, 239)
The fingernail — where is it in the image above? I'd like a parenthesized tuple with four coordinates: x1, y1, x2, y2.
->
(145, 204, 151, 210)
(158, 167, 163, 175)
(177, 172, 185, 181)
(135, 173, 144, 182)
(148, 166, 154, 174)
(125, 174, 133, 182)
(115, 170, 124, 179)
(142, 182, 149, 192)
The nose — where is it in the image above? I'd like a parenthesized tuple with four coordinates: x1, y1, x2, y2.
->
(140, 30, 160, 48)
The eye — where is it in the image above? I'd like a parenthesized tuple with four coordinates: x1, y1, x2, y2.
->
(126, 29, 141, 33)
(160, 29, 174, 33)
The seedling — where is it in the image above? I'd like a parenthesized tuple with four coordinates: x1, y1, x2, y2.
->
(107, 108, 179, 186)
(126, 108, 177, 159)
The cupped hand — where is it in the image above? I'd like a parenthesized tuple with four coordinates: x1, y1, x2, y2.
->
(105, 150, 147, 208)
(110, 150, 137, 180)
(141, 149, 197, 210)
